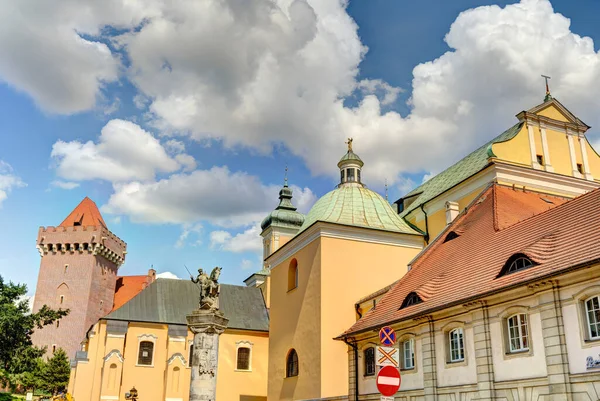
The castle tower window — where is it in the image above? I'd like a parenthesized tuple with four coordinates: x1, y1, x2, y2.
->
(64, 264, 68, 273)
(48, 244, 53, 251)
(52, 345, 56, 354)
(286, 349, 299, 377)
(364, 347, 375, 376)
(65, 244, 71, 251)
(137, 341, 154, 366)
(56, 244, 62, 251)
(83, 243, 89, 251)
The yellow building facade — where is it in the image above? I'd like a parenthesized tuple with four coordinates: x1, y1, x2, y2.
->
(260, 95, 600, 400)
(68, 279, 269, 401)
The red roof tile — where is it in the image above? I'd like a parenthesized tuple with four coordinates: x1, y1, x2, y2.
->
(342, 184, 600, 337)
(59, 197, 107, 228)
(112, 276, 150, 311)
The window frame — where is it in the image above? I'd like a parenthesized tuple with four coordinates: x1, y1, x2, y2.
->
(506, 313, 529, 353)
(497, 254, 537, 278)
(136, 334, 157, 367)
(236, 347, 251, 371)
(287, 259, 298, 292)
(448, 328, 465, 363)
(363, 347, 375, 377)
(585, 295, 600, 341)
(400, 292, 423, 309)
(286, 349, 299, 378)
(402, 338, 415, 370)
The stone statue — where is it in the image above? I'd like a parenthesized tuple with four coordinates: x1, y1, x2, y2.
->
(191, 267, 221, 311)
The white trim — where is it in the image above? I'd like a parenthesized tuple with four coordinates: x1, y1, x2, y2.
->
(585, 295, 600, 341)
(527, 125, 542, 170)
(168, 337, 186, 342)
(539, 126, 554, 172)
(507, 313, 529, 352)
(167, 353, 187, 366)
(103, 350, 124, 363)
(567, 132, 582, 178)
(107, 334, 125, 339)
(266, 222, 423, 268)
(579, 135, 594, 181)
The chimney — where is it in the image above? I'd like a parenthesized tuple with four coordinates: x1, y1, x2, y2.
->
(445, 201, 459, 225)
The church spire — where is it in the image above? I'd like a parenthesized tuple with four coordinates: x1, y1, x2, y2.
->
(260, 167, 305, 231)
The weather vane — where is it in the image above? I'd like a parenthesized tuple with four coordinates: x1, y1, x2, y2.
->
(346, 138, 353, 152)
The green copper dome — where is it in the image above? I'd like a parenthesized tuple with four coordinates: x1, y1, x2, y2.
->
(297, 185, 419, 235)
(261, 184, 305, 231)
(337, 150, 364, 168)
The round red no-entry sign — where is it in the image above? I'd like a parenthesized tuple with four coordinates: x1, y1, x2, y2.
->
(377, 365, 401, 396)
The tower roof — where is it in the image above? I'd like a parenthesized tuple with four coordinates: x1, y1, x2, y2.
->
(59, 197, 107, 228)
(261, 183, 305, 231)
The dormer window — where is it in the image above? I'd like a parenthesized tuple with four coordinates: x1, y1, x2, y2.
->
(497, 254, 536, 277)
(400, 292, 423, 309)
(443, 231, 459, 243)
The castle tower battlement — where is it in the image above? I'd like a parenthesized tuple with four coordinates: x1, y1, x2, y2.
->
(32, 197, 127, 360)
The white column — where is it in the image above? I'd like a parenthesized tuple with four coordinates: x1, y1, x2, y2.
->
(579, 134, 594, 181)
(540, 125, 554, 173)
(566, 130, 581, 178)
(528, 125, 542, 170)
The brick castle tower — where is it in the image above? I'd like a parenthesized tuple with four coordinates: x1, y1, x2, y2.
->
(31, 197, 127, 359)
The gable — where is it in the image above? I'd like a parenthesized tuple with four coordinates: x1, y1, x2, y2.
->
(535, 104, 570, 122)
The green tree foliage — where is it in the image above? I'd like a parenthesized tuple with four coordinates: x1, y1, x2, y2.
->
(0, 274, 68, 387)
(42, 349, 70, 395)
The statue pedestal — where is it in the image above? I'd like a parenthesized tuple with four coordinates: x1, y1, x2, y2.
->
(187, 309, 229, 401)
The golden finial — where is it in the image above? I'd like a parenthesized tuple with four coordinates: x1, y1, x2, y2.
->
(345, 138, 353, 152)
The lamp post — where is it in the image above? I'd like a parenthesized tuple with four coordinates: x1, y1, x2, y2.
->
(125, 387, 138, 401)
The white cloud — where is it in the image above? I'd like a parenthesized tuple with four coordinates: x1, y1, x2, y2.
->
(156, 271, 181, 279)
(175, 223, 203, 248)
(103, 166, 316, 227)
(113, 0, 600, 187)
(0, 161, 26, 206)
(51, 119, 192, 182)
(51, 180, 80, 190)
(240, 259, 255, 270)
(0, 0, 161, 113)
(210, 225, 262, 253)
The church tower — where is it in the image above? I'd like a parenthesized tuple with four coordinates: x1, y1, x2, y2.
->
(31, 197, 127, 359)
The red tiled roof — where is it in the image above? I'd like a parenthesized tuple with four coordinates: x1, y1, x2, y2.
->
(112, 276, 150, 311)
(59, 197, 107, 228)
(341, 184, 599, 337)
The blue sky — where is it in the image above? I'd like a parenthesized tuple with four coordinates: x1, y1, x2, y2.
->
(1, 0, 600, 294)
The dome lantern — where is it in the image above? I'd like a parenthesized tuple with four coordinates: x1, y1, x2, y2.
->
(337, 138, 364, 187)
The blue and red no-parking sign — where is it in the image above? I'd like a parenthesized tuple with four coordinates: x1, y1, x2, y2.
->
(379, 326, 396, 346)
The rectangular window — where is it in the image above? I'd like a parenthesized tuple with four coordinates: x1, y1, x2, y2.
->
(449, 328, 465, 362)
(403, 339, 415, 370)
(237, 347, 251, 370)
(64, 264, 68, 273)
(586, 296, 600, 339)
(536, 154, 544, 166)
(577, 163, 584, 174)
(507, 314, 529, 352)
(364, 348, 375, 376)
(138, 341, 154, 365)
(347, 168, 355, 182)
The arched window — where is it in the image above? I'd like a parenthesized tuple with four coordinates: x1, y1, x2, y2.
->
(400, 292, 423, 309)
(237, 347, 251, 371)
(497, 254, 536, 277)
(448, 328, 464, 362)
(288, 259, 298, 291)
(286, 349, 299, 377)
(585, 295, 600, 340)
(507, 314, 529, 352)
(138, 341, 154, 366)
(364, 347, 375, 376)
(347, 168, 355, 182)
